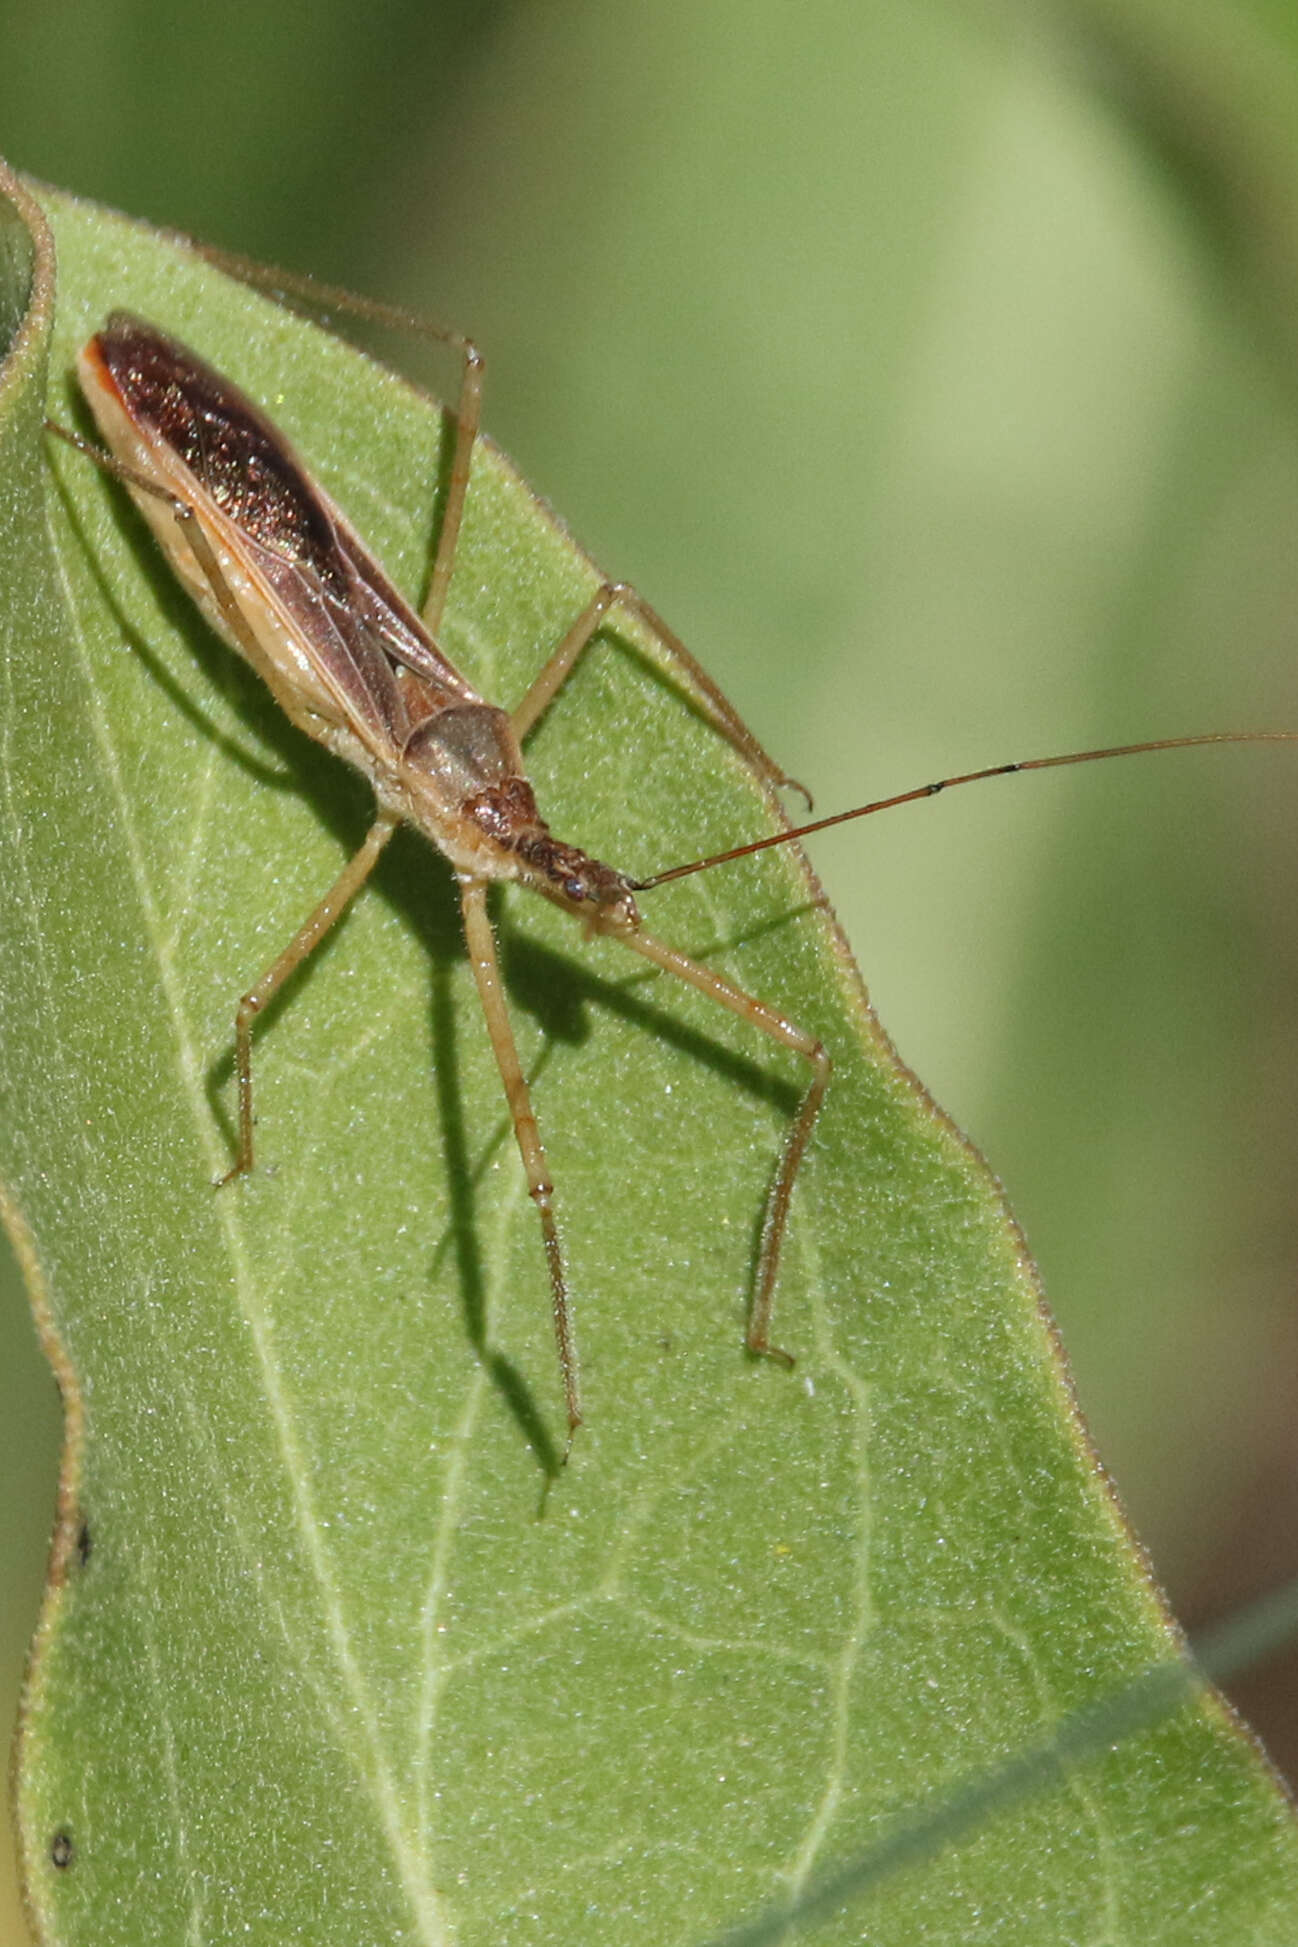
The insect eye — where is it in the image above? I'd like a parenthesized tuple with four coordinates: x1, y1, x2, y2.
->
(563, 877, 586, 902)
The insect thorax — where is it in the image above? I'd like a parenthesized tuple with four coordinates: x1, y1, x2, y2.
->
(397, 704, 640, 927)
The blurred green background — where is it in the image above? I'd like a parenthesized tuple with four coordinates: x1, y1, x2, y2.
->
(6, 0, 1298, 1933)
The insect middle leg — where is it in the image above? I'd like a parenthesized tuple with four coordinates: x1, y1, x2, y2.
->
(183, 258, 801, 805)
(194, 262, 804, 814)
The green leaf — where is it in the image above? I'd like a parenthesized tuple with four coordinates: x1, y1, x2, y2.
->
(5, 170, 1298, 1945)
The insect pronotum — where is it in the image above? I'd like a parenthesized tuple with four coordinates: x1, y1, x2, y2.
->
(53, 307, 1297, 1445)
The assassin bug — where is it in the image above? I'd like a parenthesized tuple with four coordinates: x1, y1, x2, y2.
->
(52, 309, 1296, 1446)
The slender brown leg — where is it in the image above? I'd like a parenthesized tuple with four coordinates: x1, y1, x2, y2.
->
(46, 422, 277, 679)
(417, 334, 484, 637)
(46, 422, 406, 1182)
(510, 579, 805, 800)
(509, 583, 631, 739)
(614, 925, 831, 1365)
(459, 877, 581, 1438)
(218, 814, 399, 1185)
(197, 265, 778, 775)
(179, 273, 795, 793)
(64, 362, 485, 655)
(47, 421, 187, 507)
(182, 250, 487, 639)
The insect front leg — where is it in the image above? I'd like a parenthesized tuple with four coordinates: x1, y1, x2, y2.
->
(218, 813, 399, 1185)
(616, 926, 831, 1366)
(459, 877, 582, 1439)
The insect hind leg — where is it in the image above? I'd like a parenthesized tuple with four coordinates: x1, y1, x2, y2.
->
(188, 247, 484, 638)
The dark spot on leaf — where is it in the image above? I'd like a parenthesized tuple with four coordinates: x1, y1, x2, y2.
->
(76, 1520, 92, 1567)
(50, 1831, 74, 1870)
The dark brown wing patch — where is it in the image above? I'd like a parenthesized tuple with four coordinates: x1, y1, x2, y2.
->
(96, 313, 346, 592)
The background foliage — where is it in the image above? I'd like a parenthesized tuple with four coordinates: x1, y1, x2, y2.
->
(5, 0, 1298, 1937)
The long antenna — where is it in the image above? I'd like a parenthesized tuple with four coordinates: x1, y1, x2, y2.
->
(629, 731, 1298, 892)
